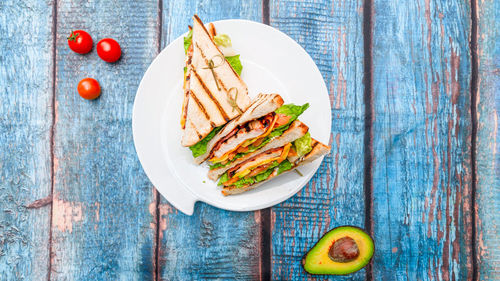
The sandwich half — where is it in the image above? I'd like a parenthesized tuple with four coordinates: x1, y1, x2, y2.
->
(181, 15, 251, 149)
(217, 134, 330, 196)
(194, 93, 310, 165)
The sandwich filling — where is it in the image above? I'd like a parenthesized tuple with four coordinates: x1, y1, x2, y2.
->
(217, 132, 313, 189)
(209, 103, 310, 169)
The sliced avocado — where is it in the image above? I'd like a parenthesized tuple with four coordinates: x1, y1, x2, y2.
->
(302, 226, 374, 275)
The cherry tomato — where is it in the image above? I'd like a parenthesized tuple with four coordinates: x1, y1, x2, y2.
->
(67, 30, 93, 54)
(77, 78, 101, 100)
(96, 38, 121, 63)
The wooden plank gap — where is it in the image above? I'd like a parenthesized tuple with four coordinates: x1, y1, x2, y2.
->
(260, 2, 270, 279)
(363, 0, 374, 279)
(262, 0, 270, 25)
(470, 0, 479, 279)
(259, 208, 271, 281)
(153, 190, 161, 281)
(154, 2, 163, 281)
(47, 1, 58, 280)
(157, 0, 163, 53)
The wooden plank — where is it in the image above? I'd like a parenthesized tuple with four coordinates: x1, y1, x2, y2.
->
(50, 1, 159, 279)
(476, 0, 500, 279)
(0, 1, 54, 280)
(371, 0, 473, 279)
(157, 1, 265, 280)
(269, 0, 366, 279)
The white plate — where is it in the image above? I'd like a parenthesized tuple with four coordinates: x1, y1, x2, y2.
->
(133, 19, 331, 215)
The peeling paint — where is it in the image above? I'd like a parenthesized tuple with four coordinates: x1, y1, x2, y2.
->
(52, 194, 83, 233)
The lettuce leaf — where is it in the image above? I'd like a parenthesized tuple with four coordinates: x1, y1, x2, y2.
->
(189, 126, 223, 158)
(213, 34, 232, 47)
(277, 160, 293, 175)
(253, 168, 274, 183)
(225, 55, 243, 76)
(229, 161, 280, 188)
(183, 29, 193, 54)
(293, 132, 312, 157)
(217, 172, 229, 186)
(209, 153, 244, 170)
(232, 177, 255, 188)
(275, 103, 309, 125)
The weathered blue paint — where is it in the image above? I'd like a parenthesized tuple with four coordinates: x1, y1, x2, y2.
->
(372, 0, 473, 279)
(0, 1, 54, 280)
(50, 1, 158, 280)
(269, 0, 366, 280)
(476, 0, 500, 279)
(158, 1, 266, 280)
(2, 0, 500, 280)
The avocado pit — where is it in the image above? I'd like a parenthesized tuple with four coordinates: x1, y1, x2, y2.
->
(328, 236, 359, 263)
(302, 226, 374, 275)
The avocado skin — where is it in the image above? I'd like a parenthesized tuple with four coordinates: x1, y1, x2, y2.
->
(301, 225, 375, 275)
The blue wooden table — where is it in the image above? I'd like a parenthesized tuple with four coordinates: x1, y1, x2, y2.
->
(1, 0, 498, 280)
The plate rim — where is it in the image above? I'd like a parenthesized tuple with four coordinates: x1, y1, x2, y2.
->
(132, 18, 331, 214)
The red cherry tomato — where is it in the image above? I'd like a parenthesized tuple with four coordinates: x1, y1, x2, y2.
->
(96, 38, 121, 63)
(77, 78, 101, 100)
(67, 30, 93, 54)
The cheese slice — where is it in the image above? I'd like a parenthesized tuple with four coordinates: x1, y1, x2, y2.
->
(210, 144, 239, 163)
(232, 143, 292, 179)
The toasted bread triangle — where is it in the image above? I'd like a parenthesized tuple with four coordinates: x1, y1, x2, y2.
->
(181, 15, 251, 147)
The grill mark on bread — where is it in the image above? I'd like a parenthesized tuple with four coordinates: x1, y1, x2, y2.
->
(219, 80, 245, 114)
(188, 117, 203, 141)
(189, 90, 211, 122)
(250, 95, 270, 114)
(191, 68, 230, 122)
(195, 42, 220, 87)
(193, 15, 215, 42)
(193, 14, 241, 79)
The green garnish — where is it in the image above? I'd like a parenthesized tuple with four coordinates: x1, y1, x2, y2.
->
(189, 126, 224, 158)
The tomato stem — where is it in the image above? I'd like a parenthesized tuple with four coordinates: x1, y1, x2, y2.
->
(67, 32, 79, 41)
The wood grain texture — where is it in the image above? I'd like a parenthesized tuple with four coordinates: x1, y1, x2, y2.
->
(269, 0, 366, 279)
(0, 1, 54, 280)
(476, 0, 500, 279)
(50, 1, 158, 280)
(372, 0, 473, 279)
(157, 1, 265, 280)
